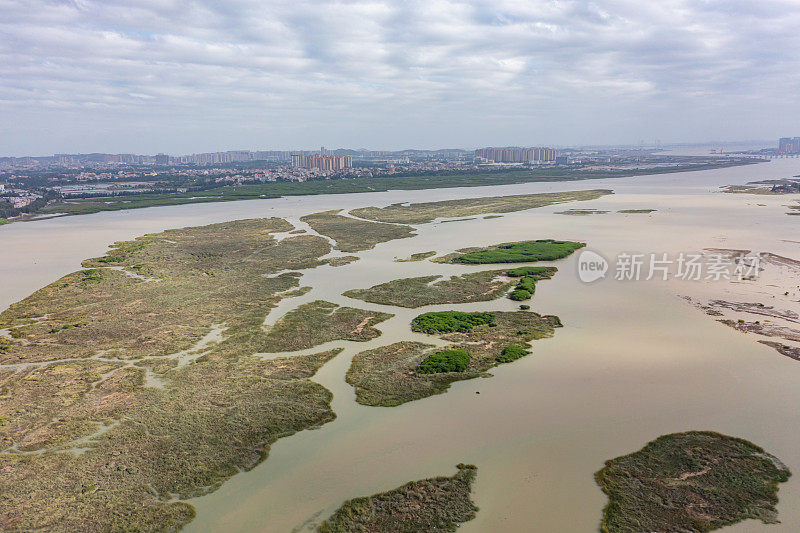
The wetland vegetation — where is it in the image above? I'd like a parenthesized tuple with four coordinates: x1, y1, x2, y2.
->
(0, 218, 363, 530)
(440, 240, 584, 264)
(300, 210, 415, 252)
(347, 311, 561, 406)
(318, 464, 478, 533)
(343, 271, 514, 308)
(411, 311, 496, 334)
(349, 189, 612, 224)
(344, 266, 558, 307)
(259, 300, 393, 352)
(596, 431, 791, 533)
(417, 349, 470, 374)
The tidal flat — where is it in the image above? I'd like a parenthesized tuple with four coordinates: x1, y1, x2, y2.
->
(0, 188, 612, 530)
(5, 158, 800, 533)
(0, 218, 362, 530)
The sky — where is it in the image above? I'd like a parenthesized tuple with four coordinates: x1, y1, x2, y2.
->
(1, 0, 800, 156)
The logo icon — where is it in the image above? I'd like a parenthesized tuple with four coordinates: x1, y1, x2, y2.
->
(577, 250, 608, 283)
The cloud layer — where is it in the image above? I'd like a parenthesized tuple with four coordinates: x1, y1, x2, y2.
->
(2, 0, 800, 154)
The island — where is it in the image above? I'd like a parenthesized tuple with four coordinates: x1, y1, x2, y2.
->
(596, 431, 791, 532)
(300, 210, 416, 252)
(350, 190, 611, 224)
(0, 218, 388, 530)
(346, 310, 561, 406)
(319, 464, 478, 532)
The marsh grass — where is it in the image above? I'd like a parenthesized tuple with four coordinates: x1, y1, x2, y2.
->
(319, 464, 478, 533)
(0, 219, 363, 530)
(448, 240, 584, 264)
(300, 210, 415, 252)
(347, 311, 561, 406)
(350, 190, 612, 224)
(343, 271, 513, 308)
(596, 431, 791, 533)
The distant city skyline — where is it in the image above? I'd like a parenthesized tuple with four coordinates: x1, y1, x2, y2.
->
(0, 140, 783, 162)
(3, 0, 800, 156)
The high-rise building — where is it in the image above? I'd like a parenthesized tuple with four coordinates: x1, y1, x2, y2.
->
(291, 154, 352, 171)
(778, 137, 800, 154)
(474, 147, 558, 163)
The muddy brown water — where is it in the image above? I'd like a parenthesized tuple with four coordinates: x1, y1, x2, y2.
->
(2, 157, 800, 532)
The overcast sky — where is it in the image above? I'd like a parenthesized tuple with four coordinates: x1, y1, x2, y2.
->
(2, 0, 799, 156)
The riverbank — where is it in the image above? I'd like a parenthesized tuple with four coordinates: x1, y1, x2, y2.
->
(3, 158, 758, 226)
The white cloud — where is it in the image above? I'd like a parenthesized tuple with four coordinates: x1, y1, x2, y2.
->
(1, 0, 800, 154)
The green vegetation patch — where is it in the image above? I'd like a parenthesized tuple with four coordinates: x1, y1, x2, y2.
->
(507, 266, 557, 278)
(596, 431, 791, 533)
(411, 311, 495, 334)
(496, 344, 529, 363)
(343, 270, 513, 308)
(319, 464, 478, 533)
(259, 300, 393, 352)
(508, 289, 532, 301)
(350, 190, 612, 224)
(348, 311, 561, 406)
(448, 240, 585, 264)
(300, 209, 415, 252)
(417, 350, 470, 374)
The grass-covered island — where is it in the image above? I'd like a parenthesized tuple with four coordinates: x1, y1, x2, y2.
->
(445, 240, 584, 264)
(319, 464, 478, 532)
(0, 218, 388, 530)
(343, 266, 557, 308)
(350, 190, 612, 224)
(343, 270, 514, 308)
(346, 311, 561, 406)
(596, 431, 791, 533)
(259, 300, 393, 352)
(506, 266, 557, 301)
(300, 209, 415, 252)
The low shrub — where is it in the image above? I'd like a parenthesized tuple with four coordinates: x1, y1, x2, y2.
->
(516, 277, 537, 293)
(496, 344, 529, 363)
(417, 350, 470, 373)
(411, 311, 495, 334)
(509, 289, 531, 301)
(507, 266, 556, 278)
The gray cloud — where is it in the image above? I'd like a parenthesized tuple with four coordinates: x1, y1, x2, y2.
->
(1, 0, 799, 155)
